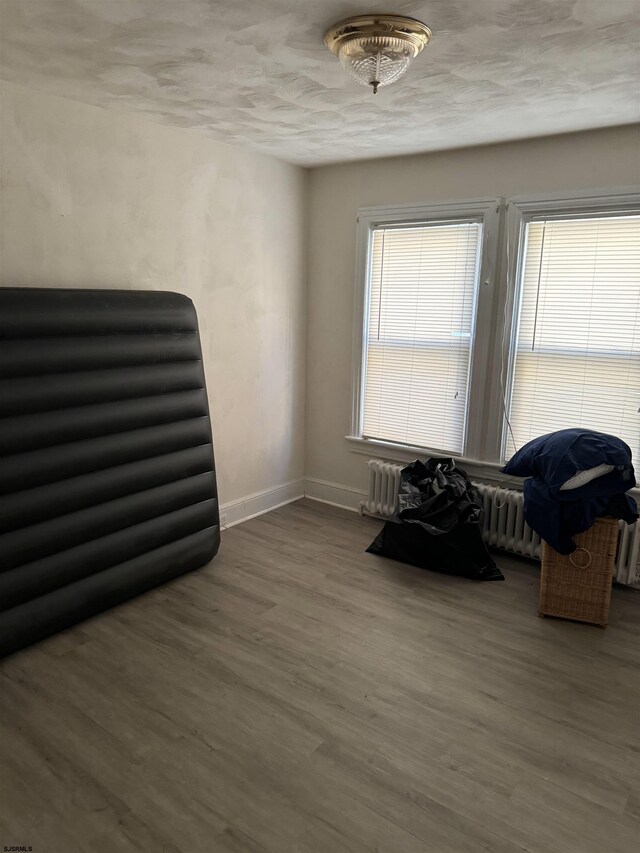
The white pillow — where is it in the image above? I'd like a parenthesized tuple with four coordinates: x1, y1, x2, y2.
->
(560, 464, 615, 491)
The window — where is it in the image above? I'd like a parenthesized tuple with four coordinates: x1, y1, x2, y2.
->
(361, 220, 482, 453)
(351, 191, 639, 468)
(506, 210, 640, 459)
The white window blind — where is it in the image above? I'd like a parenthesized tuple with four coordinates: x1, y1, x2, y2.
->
(507, 213, 640, 458)
(361, 220, 482, 453)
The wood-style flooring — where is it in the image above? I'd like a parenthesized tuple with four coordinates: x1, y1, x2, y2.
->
(1, 498, 639, 853)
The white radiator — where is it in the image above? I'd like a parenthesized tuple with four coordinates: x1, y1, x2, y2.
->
(361, 458, 640, 586)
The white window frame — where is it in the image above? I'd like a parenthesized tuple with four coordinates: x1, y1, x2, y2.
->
(493, 187, 640, 463)
(347, 198, 501, 463)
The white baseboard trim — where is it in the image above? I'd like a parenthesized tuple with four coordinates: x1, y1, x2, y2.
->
(303, 477, 367, 513)
(220, 479, 305, 529)
(220, 475, 374, 529)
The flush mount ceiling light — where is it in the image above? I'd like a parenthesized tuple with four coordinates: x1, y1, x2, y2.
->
(324, 14, 431, 95)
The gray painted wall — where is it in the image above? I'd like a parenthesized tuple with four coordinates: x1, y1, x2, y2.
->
(2, 79, 638, 514)
(0, 81, 309, 512)
(305, 125, 640, 502)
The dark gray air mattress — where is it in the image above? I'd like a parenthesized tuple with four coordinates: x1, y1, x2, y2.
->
(0, 288, 220, 657)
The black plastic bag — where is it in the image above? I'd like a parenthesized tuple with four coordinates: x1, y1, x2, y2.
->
(367, 458, 504, 581)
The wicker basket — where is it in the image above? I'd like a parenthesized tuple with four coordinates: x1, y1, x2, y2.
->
(539, 517, 619, 628)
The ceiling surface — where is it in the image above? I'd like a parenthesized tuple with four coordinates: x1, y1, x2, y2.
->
(1, 0, 639, 165)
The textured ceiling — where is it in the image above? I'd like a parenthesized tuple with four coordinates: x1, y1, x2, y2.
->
(1, 0, 639, 165)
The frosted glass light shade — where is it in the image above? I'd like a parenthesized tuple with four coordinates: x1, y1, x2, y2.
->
(324, 14, 431, 96)
(338, 36, 413, 93)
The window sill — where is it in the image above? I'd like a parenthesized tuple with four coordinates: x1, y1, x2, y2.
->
(345, 435, 521, 487)
(346, 435, 640, 500)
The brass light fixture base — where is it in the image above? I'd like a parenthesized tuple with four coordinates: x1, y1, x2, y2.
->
(323, 14, 432, 59)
